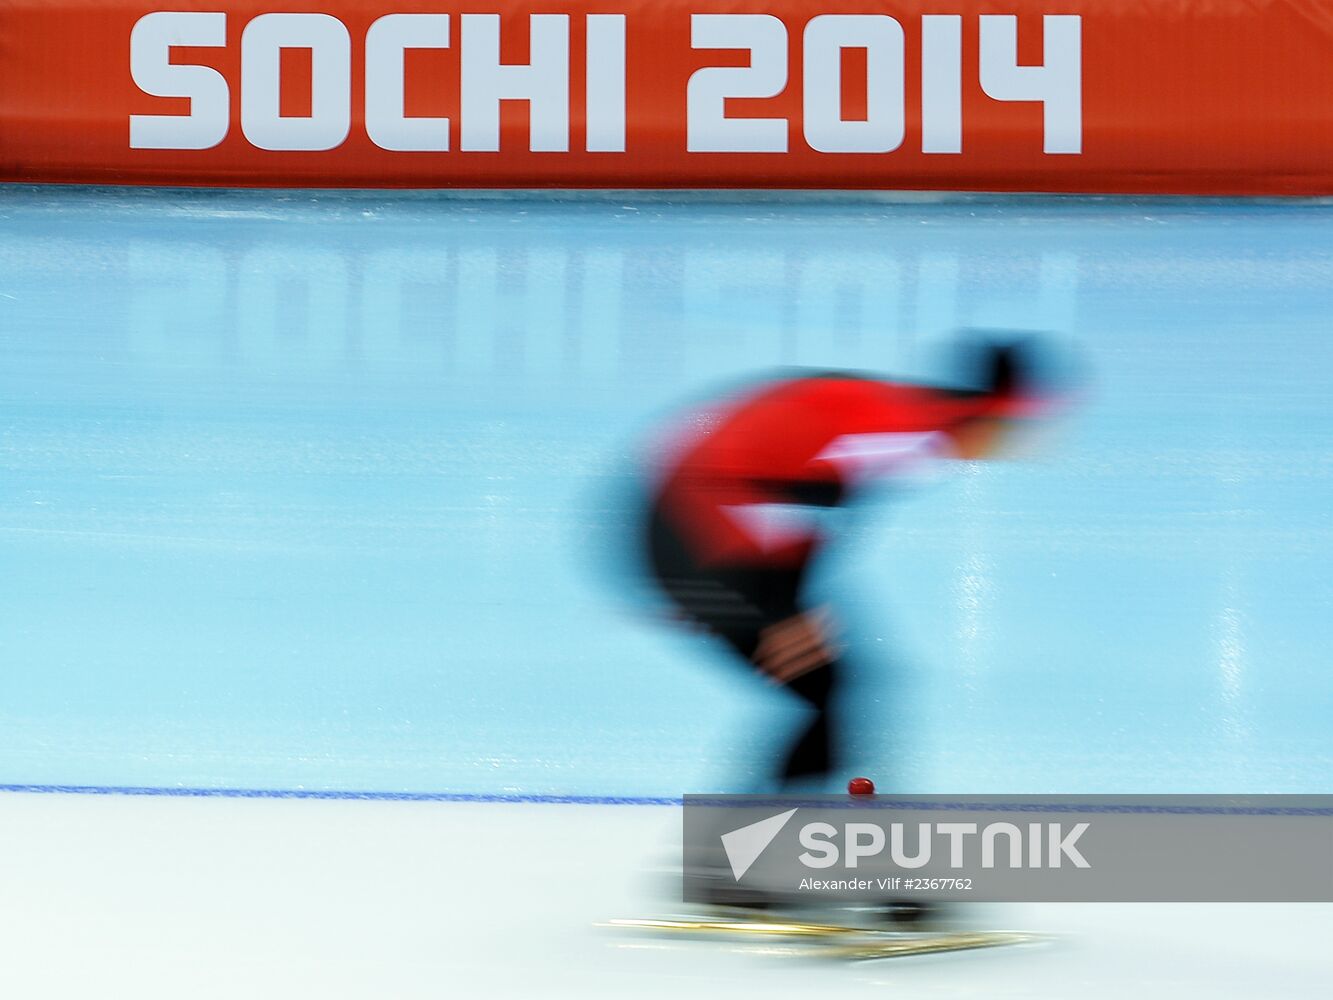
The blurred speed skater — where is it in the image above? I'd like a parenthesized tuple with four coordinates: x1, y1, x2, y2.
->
(640, 336, 1073, 792)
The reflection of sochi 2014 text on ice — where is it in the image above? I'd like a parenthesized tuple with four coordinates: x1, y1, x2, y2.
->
(122, 238, 1079, 389)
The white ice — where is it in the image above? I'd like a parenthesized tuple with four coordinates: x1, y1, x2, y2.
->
(2, 793, 1327, 998)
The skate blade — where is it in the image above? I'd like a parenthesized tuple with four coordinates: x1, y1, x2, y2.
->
(821, 930, 1041, 960)
(605, 916, 865, 939)
(604, 917, 1044, 959)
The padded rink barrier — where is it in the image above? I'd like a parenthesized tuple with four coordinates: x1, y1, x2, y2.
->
(2, 0, 1333, 194)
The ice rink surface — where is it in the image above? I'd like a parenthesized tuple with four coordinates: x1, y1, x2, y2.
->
(3, 794, 1331, 999)
(1, 186, 1331, 995)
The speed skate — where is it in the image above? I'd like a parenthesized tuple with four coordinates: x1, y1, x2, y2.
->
(604, 912, 1044, 961)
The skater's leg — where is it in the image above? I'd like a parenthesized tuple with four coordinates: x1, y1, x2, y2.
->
(777, 658, 841, 787)
(644, 501, 846, 790)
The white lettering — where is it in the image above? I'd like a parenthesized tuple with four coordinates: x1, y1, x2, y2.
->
(688, 14, 788, 153)
(937, 822, 978, 867)
(844, 822, 886, 867)
(920, 14, 962, 153)
(129, 12, 229, 150)
(240, 13, 351, 152)
(365, 13, 451, 152)
(798, 822, 839, 868)
(461, 14, 570, 153)
(890, 822, 932, 869)
(585, 15, 627, 152)
(129, 12, 1083, 158)
(981, 821, 1024, 868)
(979, 15, 1081, 154)
(802, 15, 904, 154)
(1048, 822, 1091, 867)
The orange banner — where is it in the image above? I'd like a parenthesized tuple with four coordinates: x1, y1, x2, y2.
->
(2, 0, 1332, 193)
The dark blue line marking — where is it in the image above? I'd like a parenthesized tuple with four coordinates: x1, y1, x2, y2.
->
(0, 784, 678, 805)
(1, 784, 1331, 815)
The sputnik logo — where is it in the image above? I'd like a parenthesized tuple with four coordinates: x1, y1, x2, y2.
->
(720, 808, 799, 880)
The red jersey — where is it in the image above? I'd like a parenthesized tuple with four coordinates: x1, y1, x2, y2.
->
(654, 375, 997, 569)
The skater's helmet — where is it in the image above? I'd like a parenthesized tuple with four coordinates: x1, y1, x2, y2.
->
(953, 333, 1079, 420)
